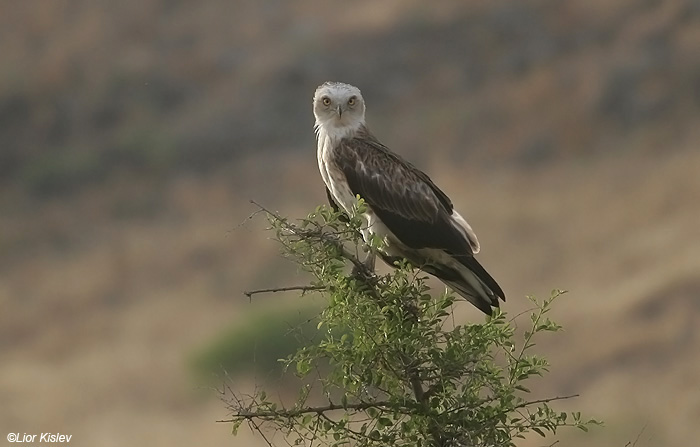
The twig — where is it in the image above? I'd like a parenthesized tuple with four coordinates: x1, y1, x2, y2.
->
(250, 199, 377, 284)
(446, 393, 580, 426)
(316, 410, 373, 443)
(248, 418, 274, 447)
(624, 425, 646, 447)
(515, 394, 579, 409)
(243, 285, 325, 300)
(226, 208, 267, 236)
(217, 400, 396, 423)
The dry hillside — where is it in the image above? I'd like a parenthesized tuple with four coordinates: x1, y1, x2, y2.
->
(1, 1, 699, 446)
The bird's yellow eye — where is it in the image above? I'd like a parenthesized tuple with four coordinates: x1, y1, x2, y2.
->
(348, 96, 356, 106)
(322, 97, 331, 106)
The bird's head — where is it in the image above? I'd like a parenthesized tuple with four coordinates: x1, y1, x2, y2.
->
(313, 82, 366, 135)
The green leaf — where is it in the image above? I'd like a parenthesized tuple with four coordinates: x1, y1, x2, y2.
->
(514, 384, 530, 393)
(378, 417, 392, 428)
(302, 414, 313, 426)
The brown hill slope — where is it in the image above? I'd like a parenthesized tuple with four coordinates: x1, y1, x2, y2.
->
(2, 148, 699, 446)
(2, 0, 699, 187)
(1, 1, 699, 446)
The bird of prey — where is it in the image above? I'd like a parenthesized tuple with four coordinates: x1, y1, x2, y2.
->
(313, 81, 505, 315)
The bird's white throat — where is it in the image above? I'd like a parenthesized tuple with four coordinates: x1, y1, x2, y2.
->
(315, 119, 361, 186)
(314, 116, 363, 147)
(315, 119, 363, 222)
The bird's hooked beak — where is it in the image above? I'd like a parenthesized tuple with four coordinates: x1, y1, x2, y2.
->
(336, 105, 343, 119)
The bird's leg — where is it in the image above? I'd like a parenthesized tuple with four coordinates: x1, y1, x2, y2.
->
(350, 245, 376, 279)
(363, 249, 376, 271)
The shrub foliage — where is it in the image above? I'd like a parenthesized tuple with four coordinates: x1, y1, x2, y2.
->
(222, 202, 598, 446)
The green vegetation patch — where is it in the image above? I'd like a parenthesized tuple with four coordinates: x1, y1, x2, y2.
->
(190, 300, 326, 382)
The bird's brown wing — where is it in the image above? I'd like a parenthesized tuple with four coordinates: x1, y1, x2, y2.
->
(334, 134, 473, 255)
(333, 131, 505, 307)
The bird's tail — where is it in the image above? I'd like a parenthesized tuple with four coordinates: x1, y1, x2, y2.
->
(430, 255, 505, 316)
(378, 252, 505, 316)
(441, 277, 498, 315)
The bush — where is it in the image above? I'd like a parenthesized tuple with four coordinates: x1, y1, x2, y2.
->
(221, 203, 599, 446)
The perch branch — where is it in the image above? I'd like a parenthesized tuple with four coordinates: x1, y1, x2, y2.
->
(249, 200, 376, 283)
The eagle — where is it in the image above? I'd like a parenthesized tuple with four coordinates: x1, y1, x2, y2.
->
(313, 81, 505, 315)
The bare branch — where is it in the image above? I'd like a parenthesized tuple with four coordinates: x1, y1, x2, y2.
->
(624, 425, 646, 447)
(243, 285, 325, 300)
(248, 419, 274, 447)
(515, 394, 579, 409)
(217, 400, 397, 423)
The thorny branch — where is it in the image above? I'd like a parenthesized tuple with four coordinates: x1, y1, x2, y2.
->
(217, 400, 397, 423)
(515, 394, 579, 410)
(250, 200, 376, 282)
(243, 285, 325, 300)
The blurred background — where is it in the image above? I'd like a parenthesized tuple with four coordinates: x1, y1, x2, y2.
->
(1, 0, 699, 445)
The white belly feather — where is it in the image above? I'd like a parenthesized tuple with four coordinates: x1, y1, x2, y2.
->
(317, 130, 403, 254)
